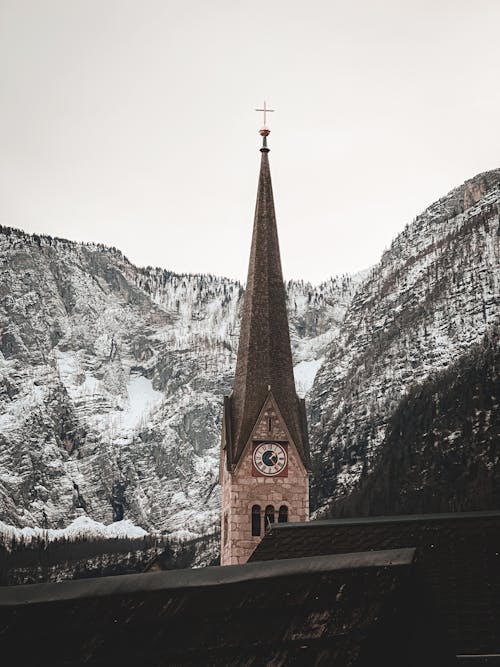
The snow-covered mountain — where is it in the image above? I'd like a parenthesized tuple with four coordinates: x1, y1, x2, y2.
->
(0, 226, 358, 536)
(1, 167, 499, 542)
(310, 169, 500, 516)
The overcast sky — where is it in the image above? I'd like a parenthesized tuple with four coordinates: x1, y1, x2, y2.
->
(1, 1, 499, 283)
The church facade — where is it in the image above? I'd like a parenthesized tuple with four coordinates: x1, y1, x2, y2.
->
(219, 124, 310, 565)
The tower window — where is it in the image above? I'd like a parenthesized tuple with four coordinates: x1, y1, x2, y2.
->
(264, 505, 275, 530)
(268, 417, 272, 432)
(223, 512, 228, 545)
(251, 505, 261, 536)
(278, 505, 288, 523)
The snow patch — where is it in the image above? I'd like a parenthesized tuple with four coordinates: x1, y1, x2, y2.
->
(294, 358, 324, 395)
(119, 375, 163, 431)
(0, 516, 148, 542)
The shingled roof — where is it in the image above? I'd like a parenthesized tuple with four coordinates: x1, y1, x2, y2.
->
(226, 142, 309, 468)
(0, 549, 457, 666)
(249, 510, 500, 659)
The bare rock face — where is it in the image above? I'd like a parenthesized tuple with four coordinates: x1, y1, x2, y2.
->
(309, 168, 500, 517)
(0, 227, 356, 537)
(463, 171, 499, 209)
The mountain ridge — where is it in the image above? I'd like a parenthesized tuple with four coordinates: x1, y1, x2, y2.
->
(1, 165, 499, 541)
(0, 223, 358, 535)
(310, 167, 500, 516)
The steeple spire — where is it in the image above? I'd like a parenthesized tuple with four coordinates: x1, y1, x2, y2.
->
(219, 118, 311, 566)
(224, 120, 309, 469)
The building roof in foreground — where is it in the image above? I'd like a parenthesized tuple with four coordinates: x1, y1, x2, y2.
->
(250, 509, 500, 659)
(0, 548, 456, 666)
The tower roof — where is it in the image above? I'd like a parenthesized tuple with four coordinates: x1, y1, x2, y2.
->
(225, 135, 309, 468)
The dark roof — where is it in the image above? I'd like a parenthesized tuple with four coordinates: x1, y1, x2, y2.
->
(0, 549, 457, 666)
(227, 147, 309, 468)
(251, 508, 500, 530)
(250, 510, 500, 657)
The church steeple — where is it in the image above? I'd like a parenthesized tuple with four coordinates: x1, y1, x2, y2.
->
(224, 123, 309, 469)
(219, 114, 310, 566)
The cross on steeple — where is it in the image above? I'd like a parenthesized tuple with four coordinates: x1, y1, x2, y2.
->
(255, 101, 274, 129)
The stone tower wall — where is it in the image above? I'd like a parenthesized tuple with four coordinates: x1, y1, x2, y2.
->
(220, 438, 309, 566)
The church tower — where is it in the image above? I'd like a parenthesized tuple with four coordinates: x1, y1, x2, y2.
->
(219, 113, 310, 566)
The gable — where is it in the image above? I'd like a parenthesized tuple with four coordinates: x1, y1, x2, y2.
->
(233, 392, 308, 476)
(251, 393, 289, 442)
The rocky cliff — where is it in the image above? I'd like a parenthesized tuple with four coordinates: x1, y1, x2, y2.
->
(0, 226, 356, 536)
(310, 169, 500, 516)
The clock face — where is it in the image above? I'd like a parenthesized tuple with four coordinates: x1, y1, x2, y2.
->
(253, 442, 288, 476)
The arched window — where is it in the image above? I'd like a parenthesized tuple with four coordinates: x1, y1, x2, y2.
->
(278, 505, 288, 523)
(264, 505, 275, 530)
(251, 505, 261, 536)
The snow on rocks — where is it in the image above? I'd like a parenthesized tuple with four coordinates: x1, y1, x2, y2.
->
(0, 516, 148, 543)
(310, 168, 500, 512)
(0, 226, 356, 537)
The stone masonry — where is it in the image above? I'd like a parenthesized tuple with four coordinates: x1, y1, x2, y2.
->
(221, 395, 309, 565)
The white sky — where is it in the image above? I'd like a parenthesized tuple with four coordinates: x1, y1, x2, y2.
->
(1, 1, 499, 284)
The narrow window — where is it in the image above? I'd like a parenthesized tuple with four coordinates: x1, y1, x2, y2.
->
(264, 505, 275, 530)
(223, 512, 228, 545)
(278, 505, 288, 523)
(251, 505, 261, 536)
(268, 417, 272, 432)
